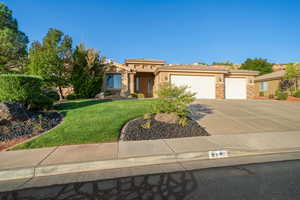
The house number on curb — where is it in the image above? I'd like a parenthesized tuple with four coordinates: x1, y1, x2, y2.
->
(208, 150, 228, 159)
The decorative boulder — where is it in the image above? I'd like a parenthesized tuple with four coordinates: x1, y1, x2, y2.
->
(95, 92, 105, 99)
(154, 113, 179, 124)
(0, 102, 29, 125)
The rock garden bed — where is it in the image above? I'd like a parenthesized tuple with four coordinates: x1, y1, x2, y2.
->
(0, 102, 62, 151)
(120, 113, 209, 141)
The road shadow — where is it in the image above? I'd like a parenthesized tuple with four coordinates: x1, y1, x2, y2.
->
(188, 103, 214, 120)
(1, 171, 197, 200)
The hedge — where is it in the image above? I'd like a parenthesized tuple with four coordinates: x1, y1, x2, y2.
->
(0, 74, 43, 106)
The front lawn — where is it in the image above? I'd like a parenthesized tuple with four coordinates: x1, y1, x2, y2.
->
(14, 99, 155, 149)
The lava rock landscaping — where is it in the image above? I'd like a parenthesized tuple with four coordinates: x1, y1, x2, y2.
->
(0, 102, 62, 143)
(121, 114, 209, 141)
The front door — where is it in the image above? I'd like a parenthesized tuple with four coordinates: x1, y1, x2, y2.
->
(136, 73, 154, 97)
(140, 77, 153, 97)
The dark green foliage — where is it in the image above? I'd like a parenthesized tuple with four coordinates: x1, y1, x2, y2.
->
(153, 83, 196, 117)
(0, 3, 29, 73)
(0, 74, 43, 106)
(43, 89, 60, 101)
(294, 90, 300, 98)
(240, 58, 273, 75)
(0, 74, 56, 110)
(268, 94, 275, 99)
(66, 94, 82, 100)
(131, 93, 145, 98)
(259, 92, 265, 97)
(27, 28, 73, 98)
(71, 44, 104, 98)
(275, 90, 288, 100)
(29, 94, 55, 110)
(104, 90, 113, 96)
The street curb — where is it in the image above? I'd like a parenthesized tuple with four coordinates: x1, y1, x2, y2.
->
(1, 147, 300, 181)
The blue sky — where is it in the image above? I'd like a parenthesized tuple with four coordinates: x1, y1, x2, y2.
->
(2, 0, 300, 64)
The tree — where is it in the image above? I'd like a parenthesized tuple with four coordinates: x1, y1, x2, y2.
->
(282, 63, 300, 94)
(240, 58, 273, 75)
(70, 43, 105, 98)
(0, 3, 28, 73)
(27, 28, 73, 99)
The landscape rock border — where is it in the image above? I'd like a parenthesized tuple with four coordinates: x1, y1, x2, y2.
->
(120, 114, 209, 141)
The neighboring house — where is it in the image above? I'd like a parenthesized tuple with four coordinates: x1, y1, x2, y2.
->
(272, 64, 286, 71)
(103, 58, 259, 99)
(254, 70, 286, 96)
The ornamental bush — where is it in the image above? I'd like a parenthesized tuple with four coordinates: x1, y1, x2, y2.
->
(153, 83, 196, 117)
(0, 74, 43, 106)
(275, 90, 288, 100)
(294, 90, 300, 98)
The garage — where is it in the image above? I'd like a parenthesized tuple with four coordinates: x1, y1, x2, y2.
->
(225, 78, 247, 99)
(171, 75, 216, 99)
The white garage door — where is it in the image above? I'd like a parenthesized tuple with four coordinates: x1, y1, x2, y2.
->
(225, 78, 247, 99)
(171, 75, 216, 99)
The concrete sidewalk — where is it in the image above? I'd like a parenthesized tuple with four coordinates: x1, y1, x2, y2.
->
(1, 130, 300, 182)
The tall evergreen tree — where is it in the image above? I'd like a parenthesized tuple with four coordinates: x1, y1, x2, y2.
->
(0, 3, 29, 73)
(71, 43, 105, 98)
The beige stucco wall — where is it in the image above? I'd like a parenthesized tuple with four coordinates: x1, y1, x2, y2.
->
(255, 79, 281, 97)
(104, 65, 130, 97)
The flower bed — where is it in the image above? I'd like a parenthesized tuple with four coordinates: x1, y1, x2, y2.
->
(0, 102, 62, 151)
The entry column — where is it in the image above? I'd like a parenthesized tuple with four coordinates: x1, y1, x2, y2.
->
(129, 73, 135, 94)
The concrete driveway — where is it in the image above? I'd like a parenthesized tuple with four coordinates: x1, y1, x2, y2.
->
(189, 100, 300, 135)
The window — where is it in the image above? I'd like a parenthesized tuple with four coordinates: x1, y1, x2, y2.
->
(135, 77, 140, 92)
(106, 74, 121, 89)
(260, 82, 268, 91)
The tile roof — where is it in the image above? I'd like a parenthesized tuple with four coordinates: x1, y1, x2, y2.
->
(125, 59, 165, 64)
(255, 70, 286, 81)
(157, 65, 259, 75)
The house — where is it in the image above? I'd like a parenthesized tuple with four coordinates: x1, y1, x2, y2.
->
(255, 70, 286, 97)
(103, 59, 259, 99)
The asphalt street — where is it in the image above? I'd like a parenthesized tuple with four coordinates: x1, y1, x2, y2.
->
(1, 159, 300, 200)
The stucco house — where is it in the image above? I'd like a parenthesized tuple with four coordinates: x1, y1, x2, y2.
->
(255, 70, 300, 96)
(103, 59, 259, 99)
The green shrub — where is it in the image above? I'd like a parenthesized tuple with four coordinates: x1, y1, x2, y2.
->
(294, 90, 300, 98)
(29, 94, 55, 110)
(141, 120, 151, 129)
(130, 93, 138, 98)
(0, 74, 43, 107)
(104, 90, 113, 96)
(130, 93, 144, 98)
(276, 90, 288, 100)
(43, 89, 60, 101)
(137, 93, 145, 98)
(153, 83, 196, 117)
(268, 94, 275, 99)
(259, 91, 265, 97)
(178, 117, 188, 127)
(66, 93, 82, 100)
(72, 76, 103, 98)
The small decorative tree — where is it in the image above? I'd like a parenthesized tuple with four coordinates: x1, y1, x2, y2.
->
(283, 63, 300, 95)
(153, 83, 196, 117)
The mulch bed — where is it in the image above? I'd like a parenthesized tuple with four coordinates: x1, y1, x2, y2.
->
(0, 112, 62, 151)
(121, 115, 209, 141)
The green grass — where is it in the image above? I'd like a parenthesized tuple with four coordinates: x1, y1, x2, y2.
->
(14, 99, 156, 150)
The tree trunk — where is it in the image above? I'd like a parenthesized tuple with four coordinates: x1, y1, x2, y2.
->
(58, 87, 65, 100)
